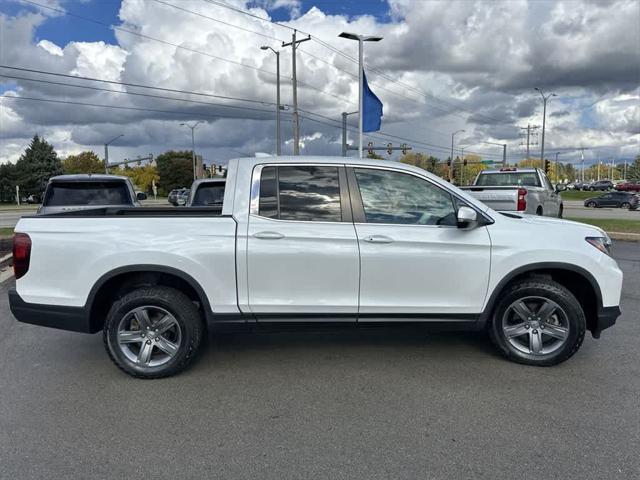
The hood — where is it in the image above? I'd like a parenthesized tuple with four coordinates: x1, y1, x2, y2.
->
(495, 212, 609, 240)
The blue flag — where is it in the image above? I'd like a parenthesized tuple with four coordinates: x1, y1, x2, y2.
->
(362, 70, 383, 132)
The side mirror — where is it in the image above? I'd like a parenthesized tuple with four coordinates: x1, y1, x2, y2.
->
(555, 184, 566, 193)
(457, 206, 478, 229)
(136, 192, 147, 201)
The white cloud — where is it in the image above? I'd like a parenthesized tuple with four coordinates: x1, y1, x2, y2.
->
(37, 39, 63, 56)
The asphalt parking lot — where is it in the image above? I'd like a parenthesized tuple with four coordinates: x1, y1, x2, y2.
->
(0, 242, 638, 479)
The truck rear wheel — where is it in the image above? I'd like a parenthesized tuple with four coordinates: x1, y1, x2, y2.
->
(488, 278, 586, 366)
(103, 286, 204, 378)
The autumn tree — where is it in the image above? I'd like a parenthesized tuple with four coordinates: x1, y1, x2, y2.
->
(62, 151, 104, 174)
(119, 164, 159, 194)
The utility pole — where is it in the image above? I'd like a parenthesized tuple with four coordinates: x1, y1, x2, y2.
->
(260, 46, 281, 155)
(520, 124, 538, 161)
(283, 30, 310, 156)
(555, 152, 560, 182)
(535, 87, 557, 168)
(580, 148, 585, 183)
(180, 121, 202, 180)
(104, 134, 124, 174)
(450, 130, 465, 182)
(339, 32, 383, 158)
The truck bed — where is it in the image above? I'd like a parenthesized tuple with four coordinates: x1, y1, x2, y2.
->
(34, 206, 225, 217)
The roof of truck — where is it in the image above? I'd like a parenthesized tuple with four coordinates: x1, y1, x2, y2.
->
(49, 174, 130, 182)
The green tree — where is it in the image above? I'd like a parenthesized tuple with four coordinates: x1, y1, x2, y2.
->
(0, 162, 18, 203)
(14, 135, 63, 196)
(62, 151, 104, 174)
(155, 150, 193, 194)
(119, 164, 159, 194)
(627, 155, 640, 182)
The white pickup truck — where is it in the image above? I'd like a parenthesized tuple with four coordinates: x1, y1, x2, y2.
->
(460, 168, 565, 217)
(9, 156, 622, 378)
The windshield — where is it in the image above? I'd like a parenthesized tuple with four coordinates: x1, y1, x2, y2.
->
(475, 172, 541, 187)
(44, 181, 131, 206)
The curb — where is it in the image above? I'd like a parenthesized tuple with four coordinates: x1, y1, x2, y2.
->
(609, 232, 640, 242)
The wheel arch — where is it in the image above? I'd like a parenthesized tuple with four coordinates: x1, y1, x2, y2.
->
(86, 265, 213, 332)
(481, 262, 602, 334)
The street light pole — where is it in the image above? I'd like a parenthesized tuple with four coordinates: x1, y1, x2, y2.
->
(450, 129, 465, 182)
(535, 87, 556, 169)
(260, 46, 281, 155)
(104, 134, 124, 174)
(180, 121, 202, 180)
(339, 32, 383, 159)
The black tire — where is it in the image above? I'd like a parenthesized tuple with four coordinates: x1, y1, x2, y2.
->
(103, 286, 204, 378)
(587, 201, 597, 208)
(589, 187, 595, 191)
(536, 207, 543, 216)
(488, 278, 586, 366)
(621, 202, 631, 209)
(558, 205, 563, 218)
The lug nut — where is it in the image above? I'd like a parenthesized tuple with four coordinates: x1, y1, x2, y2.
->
(146, 340, 151, 345)
(533, 330, 538, 334)
(525, 324, 530, 329)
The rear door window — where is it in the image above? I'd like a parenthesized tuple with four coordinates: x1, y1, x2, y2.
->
(44, 182, 131, 206)
(258, 166, 342, 222)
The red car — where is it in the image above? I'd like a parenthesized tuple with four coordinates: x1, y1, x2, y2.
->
(614, 182, 640, 192)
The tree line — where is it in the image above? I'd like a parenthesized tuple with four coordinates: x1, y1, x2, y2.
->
(2, 134, 639, 203)
(0, 135, 202, 202)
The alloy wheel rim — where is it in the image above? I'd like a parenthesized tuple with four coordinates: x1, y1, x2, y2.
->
(116, 306, 182, 368)
(501, 296, 570, 356)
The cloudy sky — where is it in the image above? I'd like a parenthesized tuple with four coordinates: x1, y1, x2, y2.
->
(1, 0, 638, 168)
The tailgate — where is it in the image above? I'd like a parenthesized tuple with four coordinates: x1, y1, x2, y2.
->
(460, 187, 519, 211)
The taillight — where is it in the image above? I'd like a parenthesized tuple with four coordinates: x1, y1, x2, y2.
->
(517, 188, 527, 211)
(13, 233, 31, 280)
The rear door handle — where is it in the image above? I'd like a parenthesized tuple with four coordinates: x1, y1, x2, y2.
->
(253, 231, 285, 240)
(362, 235, 394, 244)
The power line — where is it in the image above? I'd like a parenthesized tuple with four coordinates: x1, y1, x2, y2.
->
(151, 0, 285, 42)
(0, 73, 278, 114)
(0, 65, 276, 105)
(1, 94, 276, 121)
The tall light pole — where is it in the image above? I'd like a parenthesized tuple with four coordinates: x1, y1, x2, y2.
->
(180, 121, 202, 180)
(260, 46, 281, 156)
(450, 129, 465, 182)
(104, 134, 124, 174)
(535, 87, 556, 168)
(339, 32, 383, 159)
(482, 140, 508, 166)
(555, 152, 560, 182)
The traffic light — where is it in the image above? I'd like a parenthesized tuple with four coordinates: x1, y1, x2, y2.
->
(463, 158, 467, 166)
(401, 143, 408, 155)
(368, 142, 374, 155)
(544, 159, 551, 175)
(447, 158, 452, 167)
(387, 143, 393, 155)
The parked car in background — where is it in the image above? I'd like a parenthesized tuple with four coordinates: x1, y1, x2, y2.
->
(26, 194, 41, 204)
(10, 156, 622, 378)
(584, 192, 638, 209)
(187, 178, 226, 207)
(567, 181, 586, 190)
(460, 168, 565, 217)
(614, 182, 640, 193)
(585, 180, 613, 191)
(168, 188, 187, 206)
(38, 175, 145, 215)
(176, 189, 191, 206)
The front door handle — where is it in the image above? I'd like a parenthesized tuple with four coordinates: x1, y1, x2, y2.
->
(362, 235, 394, 244)
(253, 231, 285, 240)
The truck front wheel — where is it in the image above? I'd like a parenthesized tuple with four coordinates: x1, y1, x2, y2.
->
(103, 286, 204, 378)
(488, 278, 586, 366)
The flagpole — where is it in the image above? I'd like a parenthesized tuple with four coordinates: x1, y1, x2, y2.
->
(339, 32, 383, 158)
(358, 38, 363, 158)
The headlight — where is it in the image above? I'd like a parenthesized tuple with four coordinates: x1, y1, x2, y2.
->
(586, 236, 612, 255)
